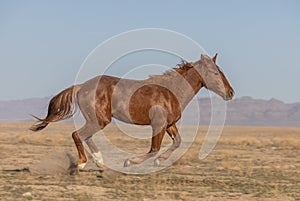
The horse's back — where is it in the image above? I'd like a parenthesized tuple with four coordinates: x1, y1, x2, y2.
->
(77, 75, 181, 126)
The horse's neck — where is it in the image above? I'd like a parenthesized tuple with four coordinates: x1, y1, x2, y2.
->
(178, 67, 204, 108)
(146, 67, 204, 110)
(183, 68, 204, 93)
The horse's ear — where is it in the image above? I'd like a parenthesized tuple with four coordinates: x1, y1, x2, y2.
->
(212, 53, 218, 63)
(201, 54, 208, 61)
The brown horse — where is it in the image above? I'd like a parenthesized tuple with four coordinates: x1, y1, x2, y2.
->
(30, 54, 234, 170)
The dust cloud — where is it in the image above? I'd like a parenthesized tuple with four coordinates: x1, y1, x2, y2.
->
(29, 152, 78, 175)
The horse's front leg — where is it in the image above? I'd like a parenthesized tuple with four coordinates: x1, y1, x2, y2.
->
(124, 106, 167, 167)
(154, 123, 181, 166)
(124, 127, 166, 167)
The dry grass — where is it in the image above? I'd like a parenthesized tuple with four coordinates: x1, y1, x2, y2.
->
(0, 122, 299, 200)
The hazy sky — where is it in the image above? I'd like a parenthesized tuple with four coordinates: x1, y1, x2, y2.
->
(0, 0, 299, 102)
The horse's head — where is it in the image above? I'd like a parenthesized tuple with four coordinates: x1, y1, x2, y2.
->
(195, 54, 235, 101)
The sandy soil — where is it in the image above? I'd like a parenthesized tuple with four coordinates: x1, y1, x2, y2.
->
(0, 122, 299, 200)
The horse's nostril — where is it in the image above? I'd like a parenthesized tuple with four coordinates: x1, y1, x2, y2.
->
(229, 89, 235, 98)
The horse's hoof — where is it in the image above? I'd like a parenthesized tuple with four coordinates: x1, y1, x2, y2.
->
(92, 152, 104, 165)
(93, 158, 104, 169)
(154, 158, 160, 167)
(124, 159, 131, 167)
(77, 163, 87, 170)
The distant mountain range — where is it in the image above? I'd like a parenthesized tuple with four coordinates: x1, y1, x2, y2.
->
(0, 96, 299, 127)
(0, 97, 50, 122)
(196, 96, 300, 127)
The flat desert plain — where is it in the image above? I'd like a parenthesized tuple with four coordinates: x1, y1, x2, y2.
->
(0, 122, 299, 200)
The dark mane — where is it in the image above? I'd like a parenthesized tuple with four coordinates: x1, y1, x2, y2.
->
(165, 60, 193, 75)
(150, 60, 194, 78)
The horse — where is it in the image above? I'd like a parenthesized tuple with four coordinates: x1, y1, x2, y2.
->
(30, 53, 234, 170)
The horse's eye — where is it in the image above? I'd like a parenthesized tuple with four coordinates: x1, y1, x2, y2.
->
(214, 72, 219, 76)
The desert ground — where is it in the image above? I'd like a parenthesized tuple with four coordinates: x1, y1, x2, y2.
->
(0, 122, 299, 201)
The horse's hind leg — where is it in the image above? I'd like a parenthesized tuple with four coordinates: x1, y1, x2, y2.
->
(154, 124, 181, 166)
(72, 131, 88, 170)
(75, 87, 111, 170)
(72, 120, 109, 170)
(85, 135, 104, 168)
(77, 122, 108, 170)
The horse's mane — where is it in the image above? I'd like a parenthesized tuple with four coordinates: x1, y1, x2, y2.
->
(149, 60, 194, 79)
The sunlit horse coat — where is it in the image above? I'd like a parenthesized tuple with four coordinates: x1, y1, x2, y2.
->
(30, 54, 234, 169)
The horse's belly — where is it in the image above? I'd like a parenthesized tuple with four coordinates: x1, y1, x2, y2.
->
(112, 103, 151, 125)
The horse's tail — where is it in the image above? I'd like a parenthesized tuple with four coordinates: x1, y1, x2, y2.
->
(30, 85, 82, 131)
